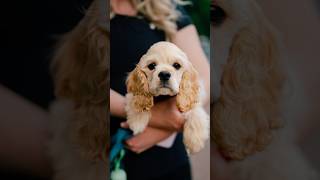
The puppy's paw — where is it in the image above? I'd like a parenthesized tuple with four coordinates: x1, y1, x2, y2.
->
(128, 120, 147, 135)
(127, 111, 151, 135)
(183, 107, 210, 154)
(184, 135, 205, 154)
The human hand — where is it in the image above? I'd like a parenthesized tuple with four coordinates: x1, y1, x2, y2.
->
(150, 96, 185, 131)
(121, 96, 185, 132)
(124, 127, 172, 154)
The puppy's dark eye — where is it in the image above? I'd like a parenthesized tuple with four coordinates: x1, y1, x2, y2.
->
(147, 62, 157, 70)
(173, 63, 181, 70)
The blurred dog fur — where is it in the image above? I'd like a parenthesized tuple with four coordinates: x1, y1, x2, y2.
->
(212, 0, 318, 179)
(48, 0, 109, 179)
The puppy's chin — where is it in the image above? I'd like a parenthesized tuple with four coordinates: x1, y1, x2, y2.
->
(151, 87, 177, 97)
(158, 88, 176, 96)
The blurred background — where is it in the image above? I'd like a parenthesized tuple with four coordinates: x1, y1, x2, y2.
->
(257, 0, 320, 171)
(211, 1, 320, 179)
(185, 0, 210, 180)
(0, 0, 91, 179)
(186, 0, 210, 58)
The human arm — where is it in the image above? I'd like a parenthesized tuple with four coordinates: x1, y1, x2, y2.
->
(0, 85, 52, 178)
(111, 88, 185, 132)
(110, 89, 126, 118)
(110, 89, 182, 151)
(172, 25, 211, 106)
(125, 127, 173, 153)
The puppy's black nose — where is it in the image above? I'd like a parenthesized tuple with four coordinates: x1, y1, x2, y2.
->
(158, 71, 171, 81)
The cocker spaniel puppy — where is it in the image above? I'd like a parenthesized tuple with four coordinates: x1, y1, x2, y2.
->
(49, 0, 109, 179)
(212, 0, 318, 179)
(125, 42, 209, 154)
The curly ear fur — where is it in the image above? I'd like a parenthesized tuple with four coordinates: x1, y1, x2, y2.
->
(212, 9, 285, 160)
(51, 0, 108, 162)
(177, 67, 200, 112)
(126, 66, 153, 112)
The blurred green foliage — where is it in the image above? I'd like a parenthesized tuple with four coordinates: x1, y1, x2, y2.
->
(185, 0, 210, 37)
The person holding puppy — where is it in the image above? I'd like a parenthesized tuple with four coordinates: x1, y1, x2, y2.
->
(110, 0, 210, 179)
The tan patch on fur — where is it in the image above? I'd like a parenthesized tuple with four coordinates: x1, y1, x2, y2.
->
(177, 67, 200, 112)
(126, 67, 154, 112)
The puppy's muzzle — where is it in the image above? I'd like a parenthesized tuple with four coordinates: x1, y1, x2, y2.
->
(158, 71, 171, 81)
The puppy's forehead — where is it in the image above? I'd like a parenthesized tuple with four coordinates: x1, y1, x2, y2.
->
(149, 42, 179, 51)
(144, 42, 186, 63)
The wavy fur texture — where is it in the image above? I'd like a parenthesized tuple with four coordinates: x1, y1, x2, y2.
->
(49, 0, 109, 179)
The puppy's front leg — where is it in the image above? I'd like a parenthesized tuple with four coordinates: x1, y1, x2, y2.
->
(125, 93, 151, 135)
(183, 106, 209, 154)
(127, 111, 151, 135)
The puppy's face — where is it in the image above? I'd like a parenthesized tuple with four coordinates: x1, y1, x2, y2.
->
(127, 41, 199, 112)
(138, 42, 190, 96)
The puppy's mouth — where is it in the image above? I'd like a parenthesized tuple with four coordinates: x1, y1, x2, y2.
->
(159, 82, 172, 89)
(155, 82, 177, 96)
(158, 85, 174, 93)
(211, 3, 227, 26)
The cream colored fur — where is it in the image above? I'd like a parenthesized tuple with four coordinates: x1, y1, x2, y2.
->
(125, 42, 209, 154)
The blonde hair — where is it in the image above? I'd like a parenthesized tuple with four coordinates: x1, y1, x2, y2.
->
(129, 0, 189, 38)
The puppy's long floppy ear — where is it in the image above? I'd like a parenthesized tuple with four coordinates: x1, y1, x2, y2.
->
(126, 66, 154, 112)
(212, 8, 285, 160)
(177, 66, 200, 112)
(51, 0, 108, 162)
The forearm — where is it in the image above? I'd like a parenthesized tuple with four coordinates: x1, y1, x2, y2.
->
(110, 89, 126, 118)
(125, 126, 173, 153)
(149, 115, 178, 132)
(172, 25, 211, 106)
(149, 97, 184, 132)
(0, 85, 52, 177)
